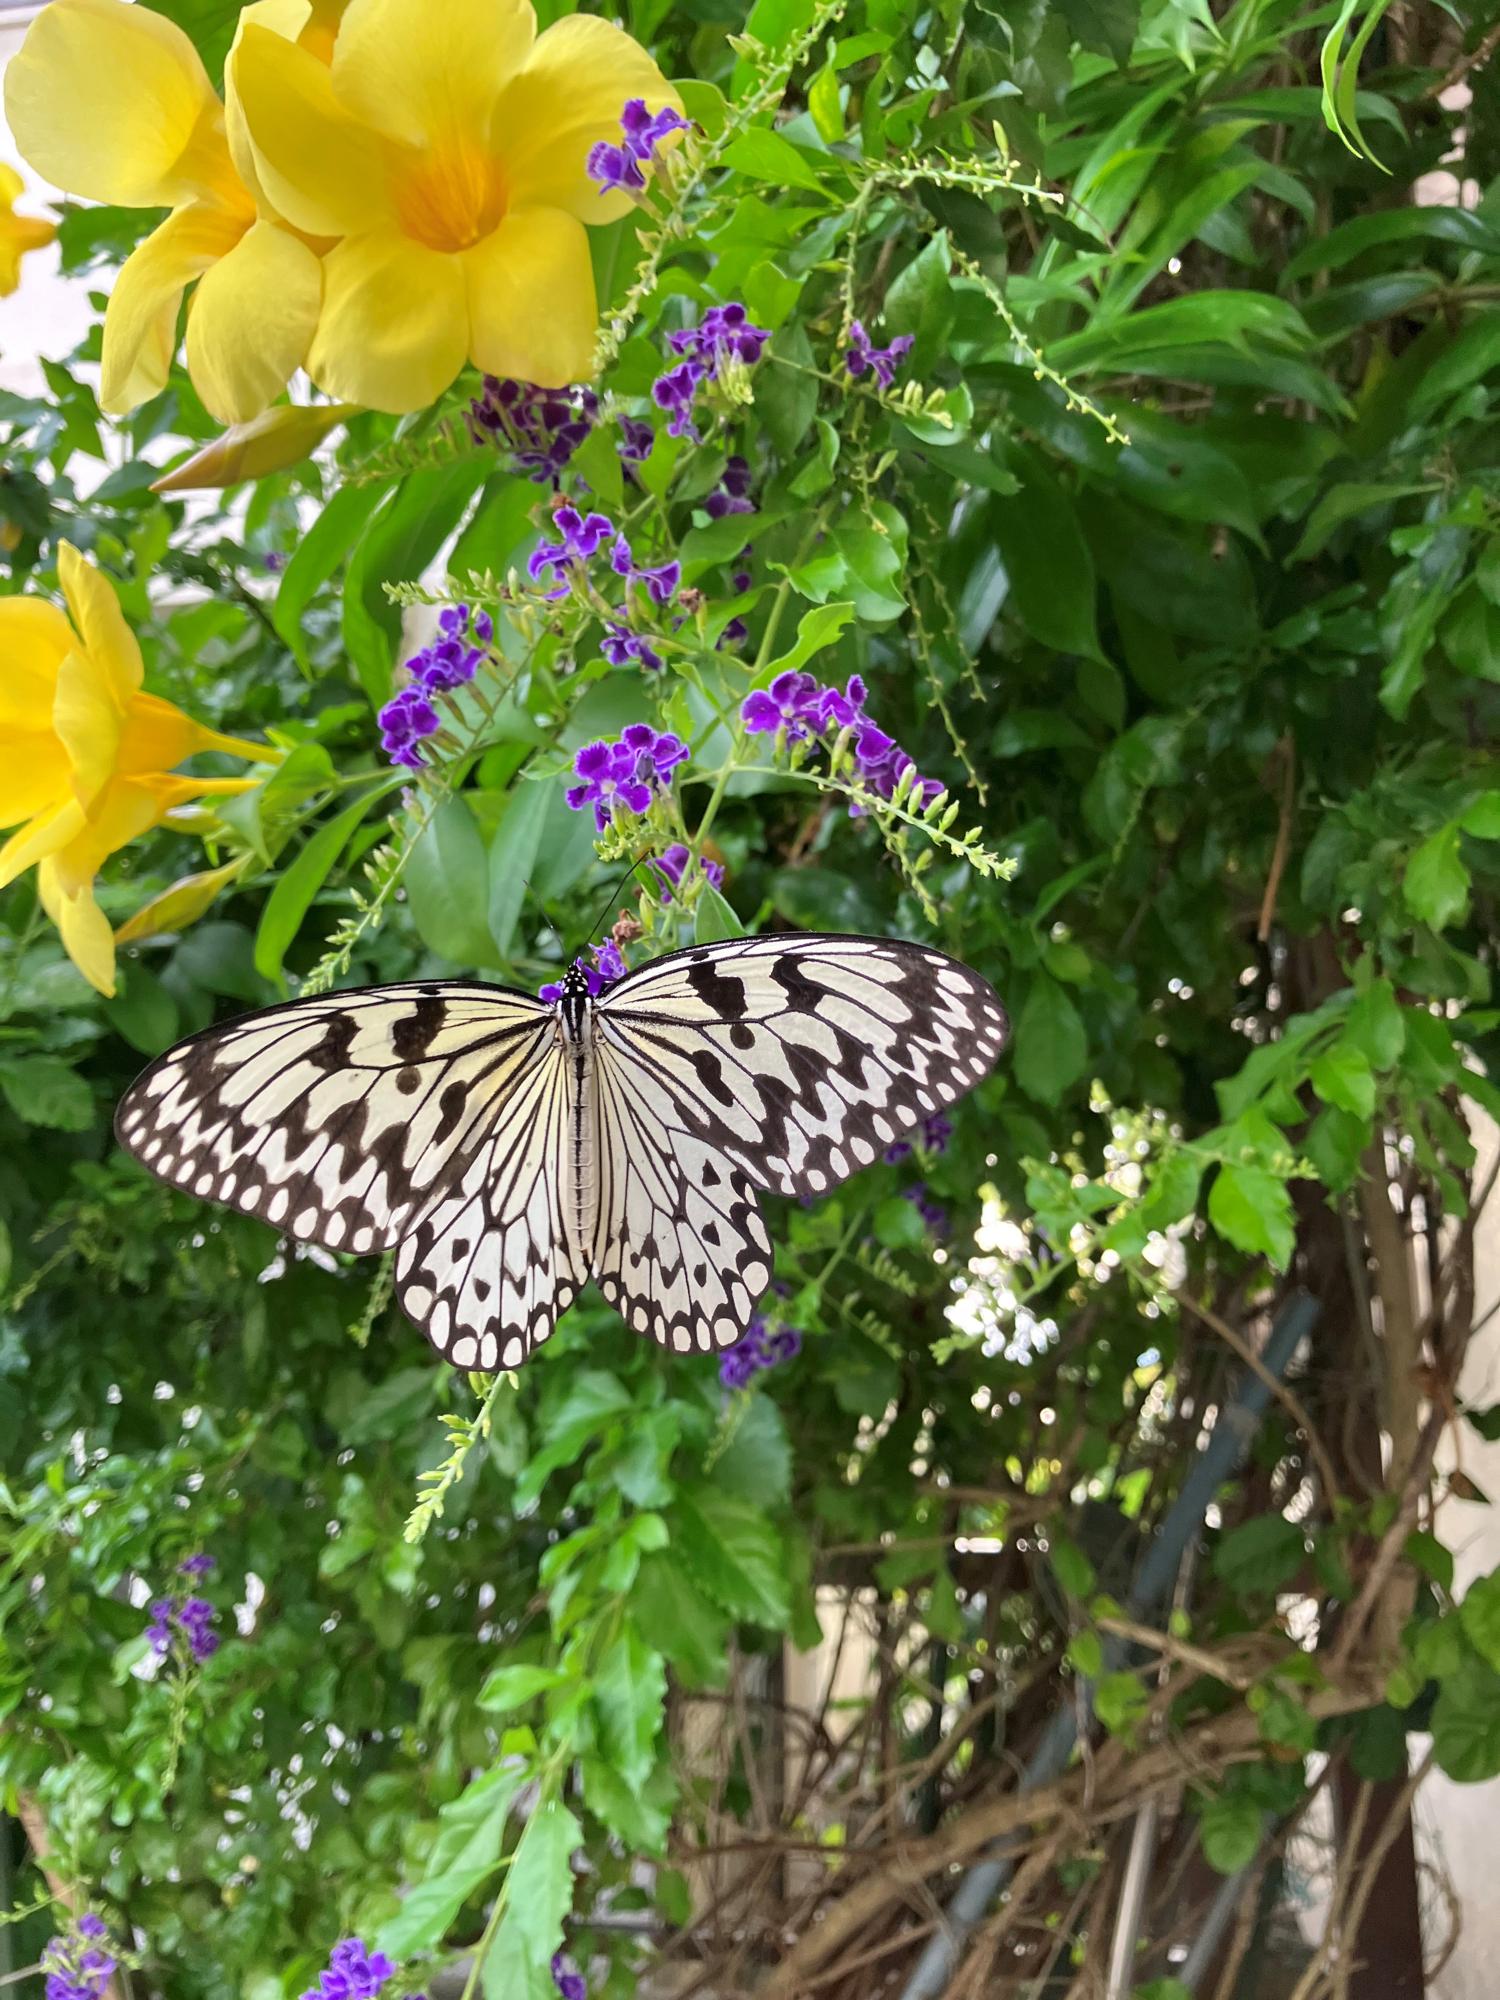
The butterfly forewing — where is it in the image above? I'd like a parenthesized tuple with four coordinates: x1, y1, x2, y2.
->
(113, 981, 554, 1257)
(595, 934, 1009, 1202)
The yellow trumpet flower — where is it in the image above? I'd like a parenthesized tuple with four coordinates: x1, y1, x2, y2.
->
(231, 0, 682, 412)
(0, 543, 275, 996)
(0, 163, 56, 296)
(4, 0, 324, 424)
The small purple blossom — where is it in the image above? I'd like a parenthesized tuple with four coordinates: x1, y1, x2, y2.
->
(601, 622, 663, 672)
(299, 1939, 396, 2000)
(650, 842, 725, 904)
(705, 455, 754, 519)
(718, 1314, 801, 1388)
(742, 669, 943, 812)
(651, 358, 705, 442)
(904, 1184, 950, 1239)
(377, 685, 441, 770)
(263, 550, 287, 573)
(42, 1916, 118, 2000)
(846, 319, 915, 390)
(177, 1552, 216, 1577)
(669, 303, 770, 371)
(885, 1110, 955, 1164)
(147, 1561, 223, 1665)
(467, 376, 599, 483)
(586, 97, 689, 196)
(608, 533, 681, 607)
(718, 616, 749, 649)
(530, 505, 617, 597)
(551, 1951, 588, 2000)
(617, 415, 654, 464)
(565, 724, 687, 830)
(742, 669, 824, 743)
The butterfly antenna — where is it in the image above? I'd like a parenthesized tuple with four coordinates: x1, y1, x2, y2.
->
(578, 857, 655, 953)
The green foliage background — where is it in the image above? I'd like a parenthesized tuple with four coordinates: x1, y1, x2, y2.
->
(3, 0, 1500, 1992)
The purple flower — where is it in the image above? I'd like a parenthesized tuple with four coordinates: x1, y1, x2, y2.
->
(846, 319, 915, 390)
(718, 616, 749, 649)
(586, 97, 689, 196)
(147, 1598, 175, 1654)
(601, 622, 662, 672)
(742, 669, 823, 742)
(467, 377, 599, 483)
(617, 415, 654, 464)
(650, 843, 725, 904)
(530, 506, 617, 597)
(565, 725, 687, 830)
(42, 1916, 117, 2000)
(718, 1314, 800, 1386)
(705, 455, 754, 519)
(669, 303, 770, 371)
(177, 1552, 215, 1576)
(904, 1184, 950, 1239)
(651, 359, 706, 442)
(608, 535, 680, 607)
(378, 686, 441, 770)
(299, 1940, 396, 2000)
(551, 1951, 588, 2000)
(263, 550, 287, 573)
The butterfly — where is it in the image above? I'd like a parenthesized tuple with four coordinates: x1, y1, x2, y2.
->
(114, 933, 1009, 1373)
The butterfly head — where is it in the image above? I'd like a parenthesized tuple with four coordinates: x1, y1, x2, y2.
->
(559, 960, 593, 1040)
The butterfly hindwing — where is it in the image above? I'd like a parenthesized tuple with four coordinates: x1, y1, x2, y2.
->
(114, 980, 554, 1257)
(394, 1031, 590, 1371)
(590, 1032, 774, 1354)
(595, 934, 1009, 1203)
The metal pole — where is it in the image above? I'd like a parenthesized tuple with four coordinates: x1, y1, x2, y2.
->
(895, 1292, 1320, 2000)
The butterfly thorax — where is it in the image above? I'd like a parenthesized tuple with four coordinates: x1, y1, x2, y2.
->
(559, 962, 593, 1045)
(557, 963, 597, 1255)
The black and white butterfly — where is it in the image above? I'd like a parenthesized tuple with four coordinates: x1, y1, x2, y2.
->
(114, 933, 1009, 1373)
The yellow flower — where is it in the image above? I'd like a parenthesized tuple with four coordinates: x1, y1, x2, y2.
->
(231, 0, 682, 413)
(0, 543, 275, 996)
(0, 162, 57, 296)
(3, 0, 324, 424)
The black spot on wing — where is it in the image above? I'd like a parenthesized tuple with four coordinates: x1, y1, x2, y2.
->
(393, 995, 447, 1061)
(687, 958, 750, 1019)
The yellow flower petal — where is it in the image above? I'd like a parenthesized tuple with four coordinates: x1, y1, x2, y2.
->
(308, 230, 468, 412)
(0, 163, 22, 204)
(496, 16, 684, 224)
(464, 208, 596, 387)
(37, 858, 118, 996)
(54, 644, 128, 805)
(100, 202, 247, 417)
(4, 0, 228, 209)
(0, 597, 73, 709)
(0, 797, 86, 890)
(0, 745, 73, 829)
(332, 0, 534, 152)
(113, 690, 213, 781)
(185, 220, 323, 424)
(56, 543, 143, 710)
(231, 23, 394, 237)
(0, 208, 57, 296)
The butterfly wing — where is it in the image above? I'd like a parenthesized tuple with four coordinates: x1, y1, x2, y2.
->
(393, 1030, 590, 1372)
(590, 933, 1008, 1348)
(114, 980, 588, 1368)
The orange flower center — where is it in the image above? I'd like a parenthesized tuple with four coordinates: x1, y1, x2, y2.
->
(396, 143, 507, 254)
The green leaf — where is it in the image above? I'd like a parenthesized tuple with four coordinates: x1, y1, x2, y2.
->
(1460, 793, 1500, 839)
(1055, 0, 1138, 63)
(828, 502, 908, 623)
(1432, 1653, 1500, 1783)
(495, 1799, 579, 1975)
(1050, 1538, 1096, 1598)
(692, 884, 744, 943)
(1013, 975, 1088, 1106)
(340, 1367, 436, 1445)
(486, 781, 550, 959)
(405, 797, 499, 968)
(274, 481, 382, 670)
(1093, 1671, 1150, 1737)
(1213, 1514, 1305, 1593)
(760, 601, 856, 678)
(1459, 1571, 1500, 1670)
(343, 460, 487, 705)
(712, 1392, 792, 1506)
(254, 791, 381, 984)
(884, 231, 954, 362)
(1405, 823, 1470, 931)
(581, 1756, 671, 1852)
(1344, 979, 1404, 1069)
(513, 1369, 632, 1509)
(671, 1488, 790, 1627)
(1309, 1045, 1376, 1119)
(0, 1057, 93, 1131)
(722, 126, 830, 194)
(593, 1624, 666, 1790)
(1198, 1788, 1263, 1874)
(375, 1764, 523, 1955)
(104, 961, 179, 1057)
(988, 446, 1100, 658)
(1067, 1630, 1104, 1679)
(478, 1663, 573, 1714)
(1207, 1163, 1295, 1269)
(630, 1551, 730, 1688)
(759, 321, 818, 458)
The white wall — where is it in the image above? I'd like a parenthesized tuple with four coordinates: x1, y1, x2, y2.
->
(0, 14, 94, 396)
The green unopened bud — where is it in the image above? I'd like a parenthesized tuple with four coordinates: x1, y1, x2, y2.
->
(152, 403, 359, 492)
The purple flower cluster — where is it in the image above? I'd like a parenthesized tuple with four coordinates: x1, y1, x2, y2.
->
(742, 671, 942, 809)
(538, 939, 627, 1005)
(719, 1316, 802, 1390)
(467, 376, 600, 484)
(42, 1915, 116, 2000)
(552, 1952, 587, 2000)
(846, 319, 915, 389)
(586, 97, 689, 196)
(653, 305, 769, 441)
(377, 604, 493, 768)
(904, 1184, 950, 1238)
(529, 505, 616, 598)
(601, 622, 662, 672)
(705, 455, 754, 519)
(147, 1553, 221, 1664)
(650, 843, 725, 904)
(884, 1110, 954, 1166)
(299, 1940, 396, 2000)
(609, 532, 680, 607)
(566, 724, 688, 831)
(617, 414, 654, 465)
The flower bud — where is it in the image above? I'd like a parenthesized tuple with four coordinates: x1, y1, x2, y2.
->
(152, 403, 359, 493)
